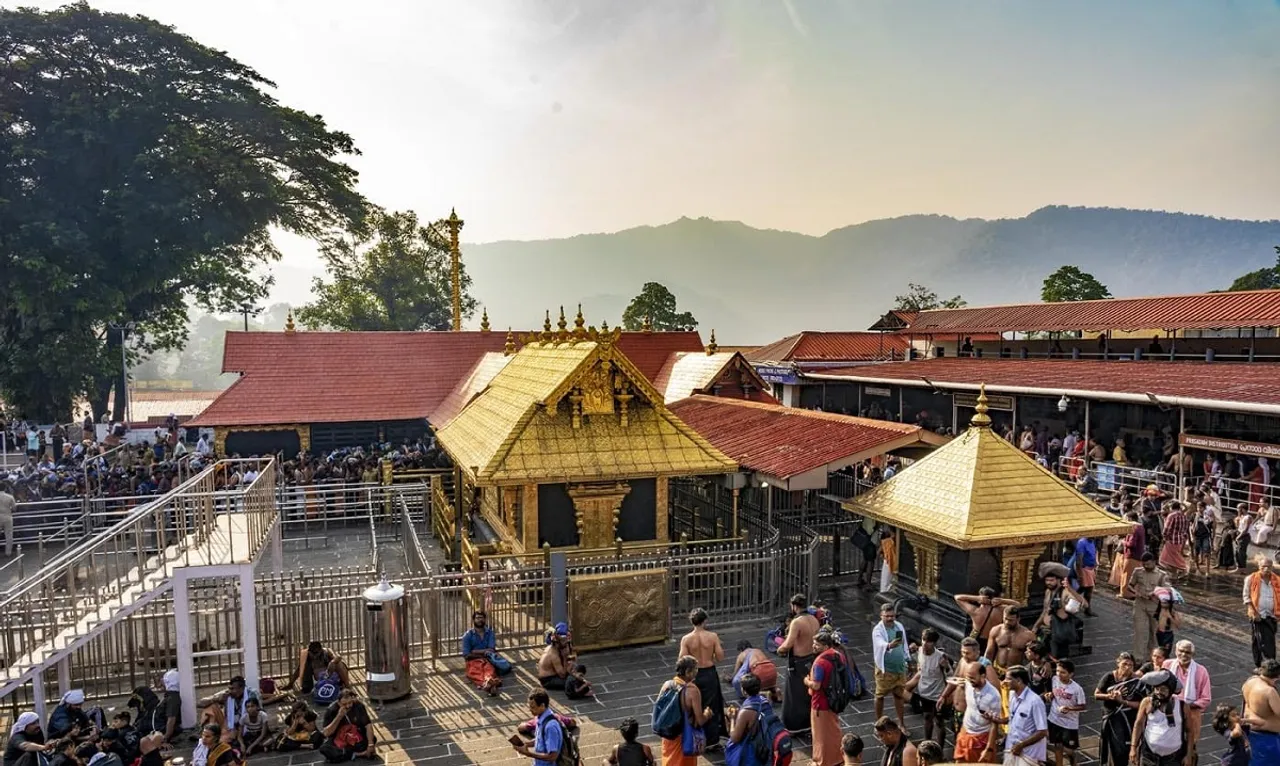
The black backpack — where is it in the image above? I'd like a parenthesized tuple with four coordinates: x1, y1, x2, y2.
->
(824, 651, 853, 714)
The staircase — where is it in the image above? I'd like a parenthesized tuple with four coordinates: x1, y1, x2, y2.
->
(0, 459, 279, 710)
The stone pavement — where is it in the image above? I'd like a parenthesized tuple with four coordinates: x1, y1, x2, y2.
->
(184, 576, 1255, 766)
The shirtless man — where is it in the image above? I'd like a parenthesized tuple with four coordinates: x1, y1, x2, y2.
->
(777, 593, 821, 733)
(536, 624, 572, 690)
(956, 587, 1020, 654)
(985, 606, 1037, 676)
(1242, 659, 1280, 764)
(677, 608, 727, 747)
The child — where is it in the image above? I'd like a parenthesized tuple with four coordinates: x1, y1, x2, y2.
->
(1045, 659, 1087, 766)
(904, 628, 951, 749)
(100, 711, 140, 764)
(277, 703, 322, 752)
(1212, 704, 1250, 766)
(564, 663, 592, 700)
(1025, 643, 1055, 696)
(238, 697, 272, 755)
(1155, 598, 1180, 656)
(603, 717, 655, 766)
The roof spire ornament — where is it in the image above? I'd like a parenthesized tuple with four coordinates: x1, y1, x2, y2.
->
(540, 310, 553, 344)
(970, 382, 992, 428)
(480, 307, 490, 332)
(573, 304, 587, 340)
(642, 314, 653, 333)
(285, 310, 296, 333)
(504, 328, 515, 356)
(706, 329, 718, 356)
(556, 306, 569, 342)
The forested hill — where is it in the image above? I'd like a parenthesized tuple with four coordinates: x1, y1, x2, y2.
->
(464, 206, 1280, 344)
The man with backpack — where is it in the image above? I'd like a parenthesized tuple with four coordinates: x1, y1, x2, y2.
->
(806, 627, 853, 766)
(514, 689, 579, 766)
(726, 673, 792, 766)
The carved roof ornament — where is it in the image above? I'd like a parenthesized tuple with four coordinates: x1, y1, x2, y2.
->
(573, 304, 587, 341)
(970, 382, 992, 428)
(706, 329, 718, 356)
(540, 310, 553, 345)
(504, 328, 515, 356)
(480, 307, 490, 332)
(557, 306, 569, 342)
(642, 314, 653, 333)
(285, 310, 296, 333)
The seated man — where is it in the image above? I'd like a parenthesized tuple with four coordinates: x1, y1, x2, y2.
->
(284, 641, 350, 703)
(197, 676, 258, 734)
(47, 689, 103, 742)
(319, 689, 376, 763)
(461, 611, 504, 696)
(537, 623, 574, 690)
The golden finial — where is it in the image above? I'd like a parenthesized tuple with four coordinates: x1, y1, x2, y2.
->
(480, 307, 490, 332)
(642, 314, 653, 333)
(601, 319, 609, 333)
(540, 310, 552, 344)
(573, 304, 586, 340)
(556, 305, 568, 342)
(706, 329, 718, 356)
(970, 383, 992, 428)
(504, 328, 515, 356)
(285, 310, 296, 333)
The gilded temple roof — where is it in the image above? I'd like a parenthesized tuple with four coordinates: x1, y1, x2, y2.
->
(845, 388, 1131, 549)
(435, 325, 738, 485)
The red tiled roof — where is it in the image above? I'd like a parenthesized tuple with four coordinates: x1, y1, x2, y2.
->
(191, 330, 705, 427)
(746, 332, 911, 365)
(910, 289, 1280, 334)
(809, 358, 1280, 409)
(669, 396, 940, 480)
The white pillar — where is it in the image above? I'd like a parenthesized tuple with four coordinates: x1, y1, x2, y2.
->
(56, 659, 70, 698)
(271, 523, 283, 575)
(174, 571, 198, 729)
(240, 564, 260, 692)
(31, 670, 47, 723)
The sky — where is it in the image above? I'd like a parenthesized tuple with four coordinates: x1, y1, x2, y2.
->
(22, 0, 1280, 308)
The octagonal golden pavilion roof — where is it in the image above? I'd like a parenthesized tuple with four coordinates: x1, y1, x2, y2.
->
(844, 385, 1131, 549)
(435, 313, 737, 485)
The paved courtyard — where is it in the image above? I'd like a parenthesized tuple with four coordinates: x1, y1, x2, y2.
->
(211, 574, 1253, 766)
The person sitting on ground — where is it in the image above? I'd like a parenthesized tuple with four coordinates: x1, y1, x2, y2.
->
(729, 640, 779, 702)
(191, 724, 240, 766)
(129, 670, 181, 744)
(99, 712, 140, 765)
(134, 733, 167, 766)
(602, 716, 655, 766)
(277, 702, 323, 752)
(565, 664, 593, 700)
(319, 688, 376, 763)
(4, 713, 51, 766)
(461, 611, 503, 696)
(238, 697, 273, 756)
(47, 689, 101, 742)
(198, 676, 258, 734)
(538, 623, 574, 690)
(46, 739, 78, 766)
(284, 641, 350, 702)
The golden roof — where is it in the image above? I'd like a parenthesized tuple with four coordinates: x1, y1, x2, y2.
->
(845, 389, 1130, 549)
(435, 332, 737, 485)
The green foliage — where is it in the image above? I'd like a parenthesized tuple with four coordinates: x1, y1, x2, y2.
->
(1040, 265, 1112, 302)
(893, 283, 966, 312)
(621, 283, 698, 331)
(1224, 247, 1280, 292)
(296, 209, 476, 331)
(0, 2, 365, 420)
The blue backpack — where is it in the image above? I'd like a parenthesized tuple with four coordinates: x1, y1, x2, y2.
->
(313, 673, 339, 704)
(652, 683, 685, 740)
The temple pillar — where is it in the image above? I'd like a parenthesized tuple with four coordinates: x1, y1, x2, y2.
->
(521, 484, 539, 551)
(904, 533, 945, 597)
(656, 475, 670, 542)
(213, 427, 227, 457)
(1000, 544, 1047, 603)
(296, 424, 311, 453)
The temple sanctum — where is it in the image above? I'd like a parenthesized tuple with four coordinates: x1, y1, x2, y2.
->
(431, 309, 738, 563)
(845, 385, 1131, 640)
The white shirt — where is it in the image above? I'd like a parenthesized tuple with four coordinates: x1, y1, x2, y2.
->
(196, 438, 212, 456)
(1006, 686, 1048, 762)
(963, 681, 1002, 735)
(871, 621, 909, 672)
(1246, 573, 1277, 618)
(1047, 677, 1086, 729)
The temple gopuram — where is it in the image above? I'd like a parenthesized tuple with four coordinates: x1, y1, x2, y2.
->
(845, 385, 1130, 641)
(431, 309, 738, 565)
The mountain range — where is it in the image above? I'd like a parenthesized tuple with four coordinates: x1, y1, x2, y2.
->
(462, 206, 1280, 345)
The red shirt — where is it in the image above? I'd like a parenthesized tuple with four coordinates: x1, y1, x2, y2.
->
(809, 648, 842, 711)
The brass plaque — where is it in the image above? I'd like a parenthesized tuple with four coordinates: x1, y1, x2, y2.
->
(568, 568, 669, 651)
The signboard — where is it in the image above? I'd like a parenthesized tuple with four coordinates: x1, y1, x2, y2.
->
(863, 386, 893, 398)
(754, 365, 798, 385)
(1179, 433, 1280, 460)
(954, 392, 1015, 412)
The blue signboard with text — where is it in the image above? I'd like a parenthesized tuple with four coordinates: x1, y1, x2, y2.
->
(754, 365, 798, 385)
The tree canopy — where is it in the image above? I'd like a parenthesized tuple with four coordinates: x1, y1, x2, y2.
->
(1224, 247, 1280, 292)
(621, 283, 698, 331)
(892, 283, 966, 312)
(296, 209, 476, 331)
(1040, 265, 1112, 302)
(0, 2, 365, 420)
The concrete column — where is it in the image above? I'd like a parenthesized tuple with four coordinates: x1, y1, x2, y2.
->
(31, 670, 47, 723)
(550, 552, 568, 628)
(175, 572, 197, 728)
(240, 564, 260, 693)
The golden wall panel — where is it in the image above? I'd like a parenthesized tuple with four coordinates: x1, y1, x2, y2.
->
(568, 568, 669, 651)
(521, 484, 539, 551)
(655, 475, 669, 543)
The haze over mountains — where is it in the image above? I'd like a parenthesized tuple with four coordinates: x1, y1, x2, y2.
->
(463, 206, 1280, 345)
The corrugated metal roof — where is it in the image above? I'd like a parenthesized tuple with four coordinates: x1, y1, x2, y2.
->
(668, 396, 941, 480)
(811, 358, 1280, 407)
(746, 332, 911, 364)
(910, 289, 1280, 334)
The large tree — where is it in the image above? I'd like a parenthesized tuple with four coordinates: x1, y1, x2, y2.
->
(621, 283, 698, 331)
(1224, 247, 1280, 292)
(892, 283, 966, 312)
(296, 209, 477, 331)
(0, 3, 365, 421)
(1040, 265, 1112, 302)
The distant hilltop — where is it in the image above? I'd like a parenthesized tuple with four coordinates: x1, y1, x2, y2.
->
(463, 206, 1280, 345)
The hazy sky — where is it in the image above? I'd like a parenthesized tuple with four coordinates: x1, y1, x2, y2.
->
(24, 1, 1280, 306)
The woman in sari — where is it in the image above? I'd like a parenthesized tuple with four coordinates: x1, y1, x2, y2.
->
(1113, 513, 1145, 598)
(1093, 652, 1145, 766)
(659, 656, 711, 766)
